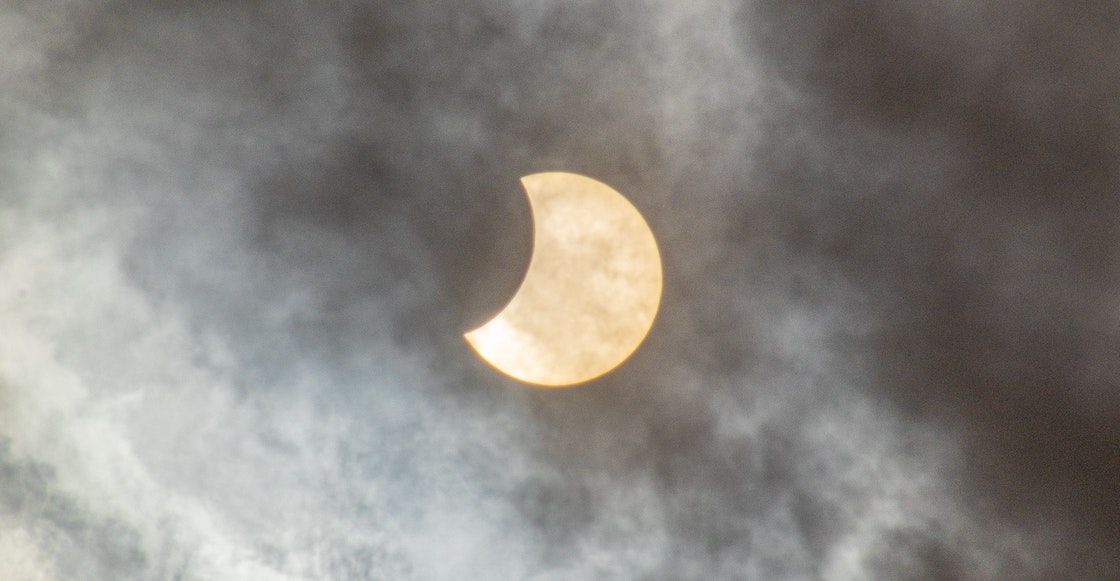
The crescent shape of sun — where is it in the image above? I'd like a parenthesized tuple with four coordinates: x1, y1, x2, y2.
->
(465, 171, 663, 387)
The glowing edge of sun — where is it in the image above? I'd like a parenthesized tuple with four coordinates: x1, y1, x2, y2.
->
(464, 172, 663, 387)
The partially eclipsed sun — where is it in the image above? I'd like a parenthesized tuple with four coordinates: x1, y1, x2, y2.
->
(465, 172, 662, 387)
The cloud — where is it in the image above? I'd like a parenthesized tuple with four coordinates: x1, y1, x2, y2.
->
(1, 1, 1117, 579)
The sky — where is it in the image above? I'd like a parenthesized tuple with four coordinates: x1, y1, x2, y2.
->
(2, 1, 1119, 579)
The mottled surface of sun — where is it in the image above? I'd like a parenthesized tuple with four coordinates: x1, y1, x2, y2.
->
(465, 172, 662, 386)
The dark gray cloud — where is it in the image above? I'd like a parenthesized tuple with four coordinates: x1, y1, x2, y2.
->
(1, 1, 1117, 579)
(746, 1, 1120, 575)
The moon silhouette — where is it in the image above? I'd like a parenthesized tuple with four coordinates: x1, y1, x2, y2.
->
(465, 172, 663, 387)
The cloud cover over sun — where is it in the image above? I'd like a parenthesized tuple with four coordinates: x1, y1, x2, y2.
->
(1, 1, 1118, 579)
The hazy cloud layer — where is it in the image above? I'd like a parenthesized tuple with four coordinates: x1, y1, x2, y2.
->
(2, 1, 1117, 579)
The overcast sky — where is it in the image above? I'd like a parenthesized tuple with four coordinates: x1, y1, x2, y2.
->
(2, 1, 1119, 579)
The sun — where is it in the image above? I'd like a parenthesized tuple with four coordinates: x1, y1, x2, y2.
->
(465, 172, 662, 387)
